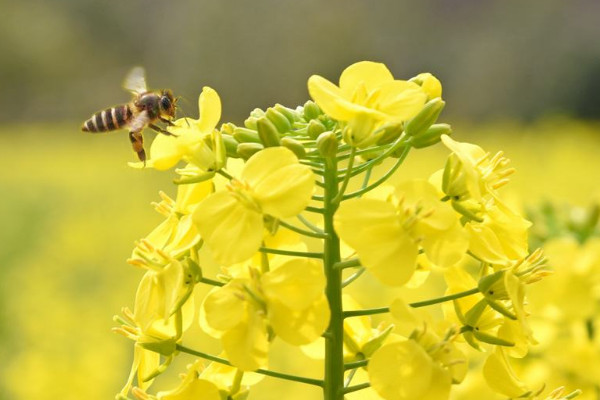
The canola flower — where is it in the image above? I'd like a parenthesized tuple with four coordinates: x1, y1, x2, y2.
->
(107, 61, 578, 400)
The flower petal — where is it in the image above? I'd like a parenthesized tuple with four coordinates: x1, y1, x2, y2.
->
(150, 134, 184, 170)
(339, 61, 394, 95)
(194, 191, 263, 265)
(222, 311, 269, 371)
(202, 282, 246, 332)
(197, 86, 222, 134)
(269, 295, 330, 345)
(368, 340, 434, 400)
(261, 259, 325, 310)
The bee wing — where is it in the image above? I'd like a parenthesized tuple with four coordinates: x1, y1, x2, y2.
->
(123, 66, 148, 95)
(128, 110, 150, 132)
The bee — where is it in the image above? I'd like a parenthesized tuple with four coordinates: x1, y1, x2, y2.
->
(81, 67, 177, 163)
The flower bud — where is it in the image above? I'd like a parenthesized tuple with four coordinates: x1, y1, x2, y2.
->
(249, 107, 265, 119)
(220, 122, 235, 135)
(274, 103, 297, 123)
(410, 72, 442, 100)
(307, 119, 327, 139)
(237, 142, 264, 159)
(316, 131, 338, 158)
(233, 127, 261, 143)
(281, 137, 306, 158)
(244, 116, 258, 130)
(376, 123, 404, 145)
(266, 107, 292, 133)
(303, 100, 322, 120)
(257, 116, 281, 147)
(412, 123, 452, 149)
(405, 98, 445, 138)
(222, 134, 241, 158)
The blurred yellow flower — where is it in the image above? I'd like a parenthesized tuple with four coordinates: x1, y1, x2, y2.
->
(308, 61, 427, 147)
(334, 180, 467, 286)
(193, 147, 315, 265)
(201, 258, 329, 371)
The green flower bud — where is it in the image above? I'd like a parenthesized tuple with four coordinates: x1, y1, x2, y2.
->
(244, 116, 258, 130)
(281, 137, 306, 158)
(412, 123, 452, 149)
(303, 100, 322, 121)
(316, 131, 338, 158)
(222, 134, 240, 158)
(405, 98, 445, 138)
(249, 107, 265, 119)
(265, 107, 292, 133)
(257, 117, 282, 147)
(376, 123, 404, 145)
(233, 127, 261, 144)
(274, 103, 297, 123)
(237, 142, 264, 159)
(220, 122, 235, 135)
(307, 119, 327, 139)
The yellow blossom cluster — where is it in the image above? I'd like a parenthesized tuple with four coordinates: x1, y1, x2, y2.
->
(107, 61, 581, 400)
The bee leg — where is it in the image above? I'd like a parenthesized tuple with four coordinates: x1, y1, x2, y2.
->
(149, 123, 177, 137)
(159, 118, 176, 126)
(129, 130, 146, 165)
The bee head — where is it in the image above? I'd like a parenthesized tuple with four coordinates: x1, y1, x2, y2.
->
(159, 89, 176, 119)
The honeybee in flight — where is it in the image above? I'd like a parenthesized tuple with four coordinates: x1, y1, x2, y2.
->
(81, 67, 177, 163)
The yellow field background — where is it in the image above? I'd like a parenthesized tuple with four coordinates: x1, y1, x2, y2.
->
(1, 118, 598, 399)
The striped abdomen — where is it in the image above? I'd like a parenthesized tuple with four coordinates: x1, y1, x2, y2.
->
(82, 105, 133, 133)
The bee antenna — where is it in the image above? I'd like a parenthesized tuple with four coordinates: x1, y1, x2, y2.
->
(175, 98, 191, 128)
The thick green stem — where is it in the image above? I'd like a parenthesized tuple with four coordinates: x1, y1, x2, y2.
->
(323, 157, 345, 400)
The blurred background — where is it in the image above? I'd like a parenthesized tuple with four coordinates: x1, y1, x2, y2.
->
(1, 0, 600, 399)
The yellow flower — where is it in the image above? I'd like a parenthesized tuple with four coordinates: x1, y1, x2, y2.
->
(130, 182, 212, 263)
(334, 180, 467, 286)
(483, 347, 529, 398)
(410, 72, 443, 100)
(200, 258, 329, 371)
(308, 61, 427, 147)
(368, 335, 463, 400)
(130, 87, 223, 171)
(439, 135, 531, 264)
(193, 147, 315, 266)
(114, 257, 196, 397)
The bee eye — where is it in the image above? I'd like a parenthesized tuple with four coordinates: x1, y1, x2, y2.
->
(160, 96, 172, 110)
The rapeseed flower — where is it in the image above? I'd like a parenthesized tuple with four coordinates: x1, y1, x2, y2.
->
(200, 258, 329, 371)
(193, 147, 314, 266)
(334, 180, 467, 286)
(308, 61, 427, 147)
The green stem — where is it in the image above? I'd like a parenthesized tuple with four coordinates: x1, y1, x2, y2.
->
(323, 157, 345, 400)
(278, 220, 329, 239)
(342, 288, 480, 318)
(297, 214, 325, 234)
(198, 277, 224, 287)
(217, 169, 234, 180)
(409, 288, 479, 308)
(305, 206, 325, 214)
(176, 344, 324, 387)
(341, 146, 410, 200)
(258, 247, 324, 259)
(334, 258, 361, 270)
(344, 359, 369, 370)
(341, 268, 365, 288)
(343, 307, 389, 318)
(333, 146, 356, 203)
(342, 382, 370, 394)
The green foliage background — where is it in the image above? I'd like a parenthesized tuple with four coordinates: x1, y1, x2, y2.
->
(1, 0, 600, 399)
